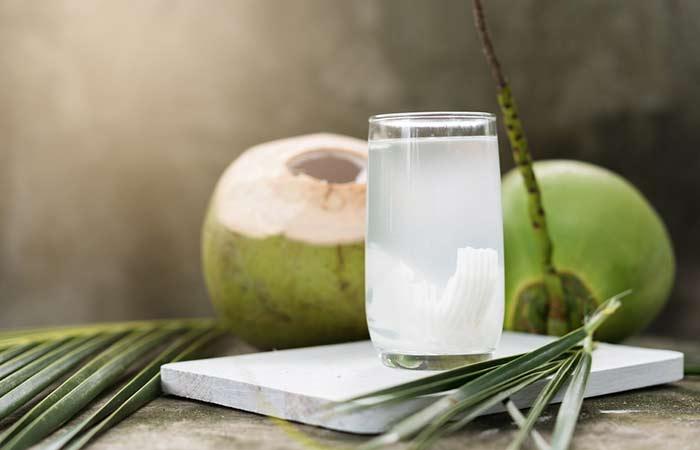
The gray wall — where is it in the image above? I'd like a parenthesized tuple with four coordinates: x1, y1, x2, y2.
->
(0, 1, 697, 338)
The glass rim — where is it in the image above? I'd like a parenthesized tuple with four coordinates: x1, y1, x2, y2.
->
(369, 111, 495, 123)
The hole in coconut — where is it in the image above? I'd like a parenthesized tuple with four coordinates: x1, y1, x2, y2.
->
(287, 149, 366, 184)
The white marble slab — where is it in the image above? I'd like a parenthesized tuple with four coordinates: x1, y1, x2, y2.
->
(161, 332, 683, 434)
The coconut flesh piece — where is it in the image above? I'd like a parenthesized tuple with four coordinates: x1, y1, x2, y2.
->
(214, 133, 367, 245)
(367, 244, 500, 354)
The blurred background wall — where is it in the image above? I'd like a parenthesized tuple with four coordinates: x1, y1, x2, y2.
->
(0, 0, 696, 338)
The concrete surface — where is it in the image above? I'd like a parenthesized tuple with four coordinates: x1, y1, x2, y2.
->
(76, 381, 700, 450)
(25, 336, 700, 450)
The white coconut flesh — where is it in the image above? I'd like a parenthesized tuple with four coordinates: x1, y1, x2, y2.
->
(214, 133, 367, 245)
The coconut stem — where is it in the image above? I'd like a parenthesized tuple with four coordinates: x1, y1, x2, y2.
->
(471, 0, 567, 335)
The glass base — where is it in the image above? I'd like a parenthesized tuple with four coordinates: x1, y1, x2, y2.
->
(380, 351, 492, 370)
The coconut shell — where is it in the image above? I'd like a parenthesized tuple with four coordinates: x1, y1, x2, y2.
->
(203, 133, 368, 349)
(502, 160, 675, 342)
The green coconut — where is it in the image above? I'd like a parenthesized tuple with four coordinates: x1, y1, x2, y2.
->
(502, 160, 675, 342)
(202, 133, 368, 349)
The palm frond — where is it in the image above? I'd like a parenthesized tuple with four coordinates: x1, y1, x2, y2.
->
(329, 353, 524, 416)
(408, 361, 563, 450)
(503, 400, 550, 450)
(549, 335, 594, 450)
(506, 350, 582, 450)
(0, 344, 37, 365)
(336, 292, 626, 450)
(0, 334, 112, 416)
(60, 328, 223, 450)
(0, 340, 68, 380)
(0, 319, 213, 349)
(333, 350, 579, 418)
(347, 353, 522, 403)
(0, 318, 222, 450)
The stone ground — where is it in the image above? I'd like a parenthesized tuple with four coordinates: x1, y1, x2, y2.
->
(78, 378, 700, 450)
(9, 337, 700, 450)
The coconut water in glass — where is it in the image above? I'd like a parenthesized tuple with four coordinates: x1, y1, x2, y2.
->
(366, 112, 504, 369)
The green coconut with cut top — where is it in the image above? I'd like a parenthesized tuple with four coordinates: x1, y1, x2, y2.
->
(202, 133, 369, 349)
(502, 160, 675, 342)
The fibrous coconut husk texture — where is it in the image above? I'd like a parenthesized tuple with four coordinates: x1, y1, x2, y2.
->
(203, 134, 368, 349)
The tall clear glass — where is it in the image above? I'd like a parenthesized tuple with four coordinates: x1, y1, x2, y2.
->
(366, 112, 504, 370)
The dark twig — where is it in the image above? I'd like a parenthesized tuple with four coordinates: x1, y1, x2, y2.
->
(471, 0, 506, 88)
(471, 0, 567, 335)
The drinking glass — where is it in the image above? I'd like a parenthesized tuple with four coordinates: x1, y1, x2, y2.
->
(366, 112, 504, 369)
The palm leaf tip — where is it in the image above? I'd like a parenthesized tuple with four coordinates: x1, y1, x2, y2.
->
(584, 290, 629, 335)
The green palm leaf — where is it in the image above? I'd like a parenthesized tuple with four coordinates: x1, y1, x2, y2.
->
(0, 340, 68, 380)
(60, 328, 223, 450)
(346, 353, 521, 402)
(506, 350, 583, 450)
(0, 318, 222, 450)
(0, 336, 100, 398)
(0, 344, 37, 365)
(550, 335, 594, 450)
(0, 333, 117, 419)
(0, 319, 212, 349)
(408, 361, 564, 450)
(46, 327, 216, 450)
(504, 400, 550, 450)
(1, 328, 175, 449)
(339, 292, 626, 450)
(332, 350, 577, 417)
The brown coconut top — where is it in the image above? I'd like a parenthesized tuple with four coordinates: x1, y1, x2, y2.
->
(214, 133, 367, 245)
